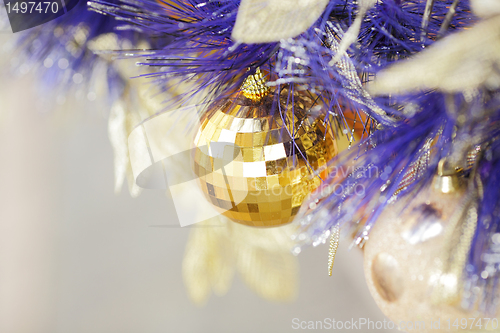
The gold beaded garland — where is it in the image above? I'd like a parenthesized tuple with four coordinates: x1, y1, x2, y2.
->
(192, 70, 338, 227)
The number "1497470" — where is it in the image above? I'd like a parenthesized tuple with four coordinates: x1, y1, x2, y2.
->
(6, 1, 59, 14)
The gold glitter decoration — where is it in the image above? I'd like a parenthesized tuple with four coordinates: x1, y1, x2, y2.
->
(193, 80, 338, 227)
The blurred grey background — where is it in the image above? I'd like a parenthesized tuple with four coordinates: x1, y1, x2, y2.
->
(0, 32, 395, 333)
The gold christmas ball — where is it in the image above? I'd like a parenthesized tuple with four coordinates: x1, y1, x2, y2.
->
(364, 179, 499, 332)
(193, 71, 338, 227)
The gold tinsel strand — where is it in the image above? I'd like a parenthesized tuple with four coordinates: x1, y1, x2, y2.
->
(328, 224, 340, 276)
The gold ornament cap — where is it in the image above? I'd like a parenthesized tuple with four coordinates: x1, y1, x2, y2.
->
(432, 159, 464, 194)
(241, 68, 271, 101)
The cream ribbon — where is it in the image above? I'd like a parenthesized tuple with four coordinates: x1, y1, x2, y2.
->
(232, 0, 329, 43)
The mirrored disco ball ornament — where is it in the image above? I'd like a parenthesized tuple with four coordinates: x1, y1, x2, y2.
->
(193, 69, 338, 227)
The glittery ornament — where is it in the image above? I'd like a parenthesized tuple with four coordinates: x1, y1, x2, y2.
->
(364, 172, 500, 332)
(193, 70, 338, 227)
